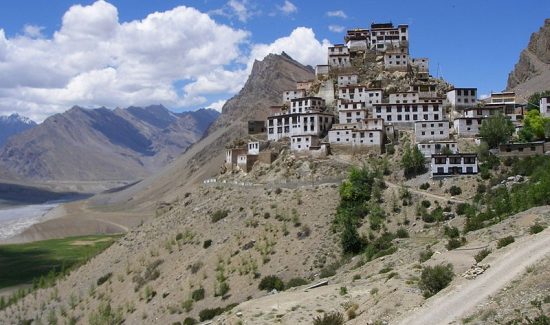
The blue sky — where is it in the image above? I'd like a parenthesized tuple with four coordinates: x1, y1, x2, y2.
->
(0, 0, 548, 121)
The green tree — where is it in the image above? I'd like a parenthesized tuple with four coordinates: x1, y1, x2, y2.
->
(527, 90, 550, 111)
(401, 144, 426, 177)
(479, 113, 515, 148)
(519, 110, 546, 141)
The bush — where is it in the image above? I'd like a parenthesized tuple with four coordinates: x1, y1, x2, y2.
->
(446, 238, 463, 250)
(313, 312, 345, 325)
(97, 272, 112, 286)
(211, 209, 229, 223)
(199, 307, 225, 322)
(530, 223, 546, 234)
(183, 317, 197, 325)
(419, 249, 434, 263)
(421, 200, 431, 208)
(455, 203, 471, 216)
(474, 248, 491, 263)
(258, 275, 284, 292)
(274, 188, 282, 195)
(449, 186, 462, 196)
(497, 236, 515, 248)
(203, 240, 212, 249)
(396, 228, 409, 238)
(191, 288, 205, 301)
(444, 226, 460, 239)
(319, 262, 340, 278)
(419, 182, 430, 190)
(419, 264, 454, 298)
(285, 277, 308, 289)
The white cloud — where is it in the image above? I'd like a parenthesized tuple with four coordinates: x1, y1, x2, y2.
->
(0, 2, 330, 123)
(328, 25, 345, 33)
(250, 27, 331, 69)
(206, 99, 227, 112)
(326, 10, 347, 19)
(0, 1, 249, 122)
(278, 1, 297, 15)
(228, 0, 250, 22)
(22, 25, 45, 38)
(479, 94, 490, 100)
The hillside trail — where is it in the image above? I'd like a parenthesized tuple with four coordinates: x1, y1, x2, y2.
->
(397, 228, 550, 325)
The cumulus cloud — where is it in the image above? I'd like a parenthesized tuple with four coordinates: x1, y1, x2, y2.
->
(0, 1, 330, 122)
(0, 1, 249, 121)
(328, 25, 345, 33)
(22, 25, 45, 38)
(278, 1, 297, 15)
(326, 10, 347, 19)
(206, 100, 227, 112)
(249, 27, 330, 69)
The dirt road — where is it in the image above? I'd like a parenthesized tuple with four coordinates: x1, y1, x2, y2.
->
(397, 228, 550, 325)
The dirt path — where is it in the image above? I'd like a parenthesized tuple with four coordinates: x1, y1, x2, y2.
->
(385, 181, 466, 204)
(397, 228, 550, 325)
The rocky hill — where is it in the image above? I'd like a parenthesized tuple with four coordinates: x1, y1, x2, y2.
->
(0, 113, 36, 148)
(0, 106, 218, 182)
(507, 18, 550, 101)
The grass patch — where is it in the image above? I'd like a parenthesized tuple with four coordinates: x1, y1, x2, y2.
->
(0, 234, 120, 289)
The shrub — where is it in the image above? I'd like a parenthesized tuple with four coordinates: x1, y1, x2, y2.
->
(421, 200, 431, 208)
(474, 248, 491, 263)
(339, 286, 348, 295)
(455, 203, 471, 216)
(444, 226, 460, 239)
(181, 299, 193, 312)
(258, 275, 284, 292)
(96, 272, 112, 286)
(191, 288, 205, 301)
(497, 236, 515, 248)
(285, 277, 308, 289)
(419, 264, 454, 298)
(396, 228, 409, 238)
(530, 223, 546, 234)
(419, 182, 430, 190)
(199, 307, 225, 322)
(319, 262, 340, 278)
(203, 240, 212, 249)
(183, 317, 197, 325)
(274, 188, 282, 195)
(419, 249, 434, 263)
(211, 209, 229, 223)
(449, 186, 462, 196)
(313, 312, 345, 325)
(89, 302, 123, 325)
(446, 238, 463, 250)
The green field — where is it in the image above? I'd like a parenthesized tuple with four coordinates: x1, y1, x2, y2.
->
(0, 234, 121, 289)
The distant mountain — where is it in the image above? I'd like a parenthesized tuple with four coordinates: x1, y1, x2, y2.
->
(507, 19, 550, 101)
(90, 52, 315, 208)
(0, 113, 37, 148)
(0, 106, 219, 181)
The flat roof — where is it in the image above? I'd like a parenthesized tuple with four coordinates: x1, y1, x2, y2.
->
(414, 120, 450, 123)
(499, 141, 545, 147)
(290, 96, 323, 101)
(431, 153, 477, 158)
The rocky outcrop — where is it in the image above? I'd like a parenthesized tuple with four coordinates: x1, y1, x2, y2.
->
(211, 52, 314, 132)
(507, 19, 550, 99)
(0, 106, 219, 181)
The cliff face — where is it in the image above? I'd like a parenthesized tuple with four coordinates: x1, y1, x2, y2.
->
(507, 19, 550, 100)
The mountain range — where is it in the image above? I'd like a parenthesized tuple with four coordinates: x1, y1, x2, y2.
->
(0, 113, 37, 148)
(0, 105, 219, 182)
